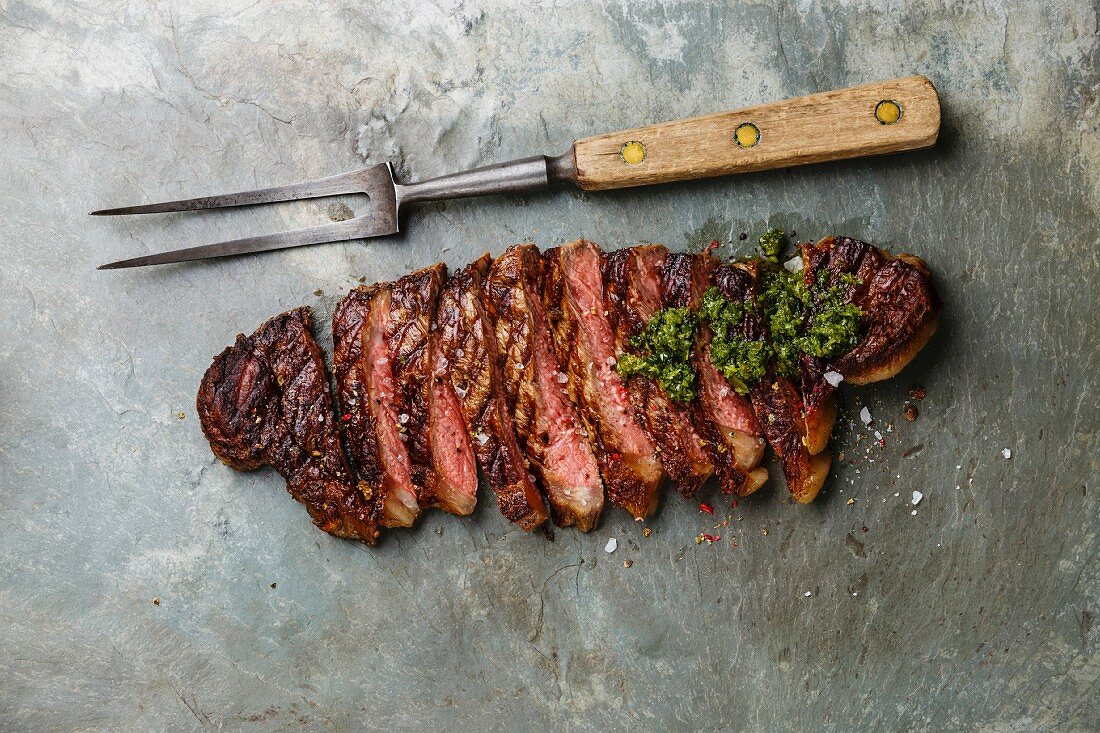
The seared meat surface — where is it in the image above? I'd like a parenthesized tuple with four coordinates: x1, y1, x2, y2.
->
(803, 235, 942, 381)
(794, 236, 943, 455)
(437, 254, 549, 530)
(197, 235, 942, 543)
(387, 265, 444, 496)
(662, 252, 767, 497)
(714, 261, 830, 503)
(332, 284, 420, 527)
(543, 240, 662, 520)
(197, 308, 378, 543)
(485, 244, 604, 531)
(604, 245, 714, 496)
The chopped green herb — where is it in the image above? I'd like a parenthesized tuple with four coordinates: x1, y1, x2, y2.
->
(758, 228, 787, 262)
(758, 267, 863, 377)
(699, 234, 863, 389)
(799, 271, 862, 359)
(759, 268, 808, 376)
(700, 287, 768, 394)
(621, 229, 862, 401)
(616, 307, 699, 402)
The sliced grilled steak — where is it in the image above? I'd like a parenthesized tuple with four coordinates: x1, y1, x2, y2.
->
(387, 264, 443, 495)
(425, 328, 478, 516)
(437, 253, 549, 530)
(804, 236, 942, 380)
(714, 261, 830, 503)
(332, 284, 419, 528)
(197, 308, 378, 543)
(485, 245, 604, 531)
(797, 236, 942, 452)
(543, 240, 662, 519)
(662, 252, 767, 496)
(604, 245, 714, 496)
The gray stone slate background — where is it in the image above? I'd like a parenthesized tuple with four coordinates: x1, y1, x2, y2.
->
(1, 1, 1097, 730)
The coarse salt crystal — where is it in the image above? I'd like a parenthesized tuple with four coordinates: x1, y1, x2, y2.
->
(455, 348, 464, 358)
(860, 407, 872, 425)
(911, 510, 917, 516)
(874, 430, 883, 441)
(803, 591, 812, 597)
(1002, 448, 1012, 459)
(911, 490, 923, 505)
(604, 538, 618, 553)
(397, 413, 409, 424)
(783, 256, 804, 272)
(606, 356, 617, 366)
(476, 432, 489, 445)
(557, 372, 568, 384)
(823, 370, 843, 387)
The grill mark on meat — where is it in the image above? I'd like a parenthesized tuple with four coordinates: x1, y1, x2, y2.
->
(795, 237, 942, 452)
(387, 264, 444, 495)
(200, 237, 943, 540)
(543, 240, 662, 520)
(437, 253, 549, 530)
(715, 261, 829, 503)
(804, 236, 943, 386)
(662, 252, 767, 497)
(604, 246, 713, 496)
(332, 285, 419, 528)
(197, 308, 378, 543)
(485, 244, 605, 531)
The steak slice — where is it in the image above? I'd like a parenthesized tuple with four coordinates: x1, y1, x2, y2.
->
(714, 261, 830, 503)
(603, 245, 713, 496)
(425, 327, 478, 516)
(387, 264, 444, 496)
(197, 308, 378, 543)
(543, 240, 662, 520)
(662, 252, 767, 497)
(485, 244, 604, 531)
(794, 237, 942, 452)
(437, 253, 549, 530)
(332, 284, 419, 528)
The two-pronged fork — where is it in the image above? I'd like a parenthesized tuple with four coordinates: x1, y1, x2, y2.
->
(95, 76, 938, 269)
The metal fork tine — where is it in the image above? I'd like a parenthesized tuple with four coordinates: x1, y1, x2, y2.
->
(89, 169, 371, 216)
(97, 215, 392, 269)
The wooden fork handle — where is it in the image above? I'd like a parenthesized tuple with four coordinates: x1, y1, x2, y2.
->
(571, 75, 940, 191)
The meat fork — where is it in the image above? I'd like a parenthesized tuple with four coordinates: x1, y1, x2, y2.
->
(95, 76, 938, 269)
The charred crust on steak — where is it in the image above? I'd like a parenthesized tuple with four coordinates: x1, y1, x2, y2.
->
(802, 236, 942, 386)
(438, 253, 549, 530)
(387, 263, 446, 493)
(798, 236, 942, 450)
(665, 251, 768, 497)
(196, 307, 379, 543)
(604, 245, 714, 496)
(332, 283, 421, 528)
(715, 259, 830, 503)
(485, 244, 604, 531)
(543, 240, 662, 520)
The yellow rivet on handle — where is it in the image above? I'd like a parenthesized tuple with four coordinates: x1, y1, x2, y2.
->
(875, 100, 902, 125)
(734, 122, 760, 148)
(620, 140, 646, 164)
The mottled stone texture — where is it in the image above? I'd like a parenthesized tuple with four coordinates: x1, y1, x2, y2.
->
(0, 1, 1097, 731)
